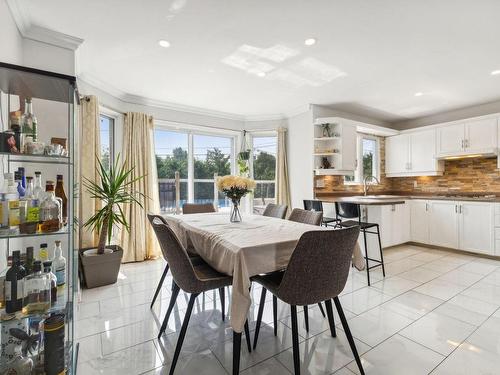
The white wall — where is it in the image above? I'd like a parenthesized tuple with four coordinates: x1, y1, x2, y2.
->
(0, 0, 23, 64)
(23, 39, 76, 75)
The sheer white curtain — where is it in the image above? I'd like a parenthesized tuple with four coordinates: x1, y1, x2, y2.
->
(276, 127, 291, 213)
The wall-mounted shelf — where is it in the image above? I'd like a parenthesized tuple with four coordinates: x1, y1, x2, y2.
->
(314, 168, 355, 176)
(313, 152, 340, 156)
(313, 137, 341, 141)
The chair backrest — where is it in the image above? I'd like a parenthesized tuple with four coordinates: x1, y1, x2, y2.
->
(335, 202, 361, 220)
(262, 203, 288, 219)
(288, 208, 322, 226)
(147, 214, 200, 293)
(277, 227, 360, 305)
(303, 199, 324, 212)
(182, 203, 216, 214)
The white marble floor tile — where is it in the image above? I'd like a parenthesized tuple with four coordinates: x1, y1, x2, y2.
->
(433, 294, 498, 326)
(457, 261, 498, 276)
(479, 268, 500, 286)
(143, 349, 228, 375)
(414, 279, 466, 301)
(240, 358, 291, 375)
(346, 334, 444, 375)
(380, 258, 426, 276)
(76, 301, 100, 320)
(276, 328, 371, 375)
(460, 281, 500, 305)
(408, 251, 447, 263)
(381, 290, 444, 320)
(339, 288, 393, 315)
(399, 312, 477, 355)
(345, 306, 414, 347)
(466, 314, 500, 353)
(421, 259, 462, 273)
(398, 267, 442, 284)
(371, 276, 421, 297)
(436, 269, 485, 287)
(76, 334, 103, 364)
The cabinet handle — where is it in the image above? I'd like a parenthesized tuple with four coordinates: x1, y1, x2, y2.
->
(466, 139, 469, 148)
(459, 205, 463, 214)
(461, 139, 464, 149)
(425, 203, 428, 211)
(455, 205, 458, 213)
(391, 204, 395, 212)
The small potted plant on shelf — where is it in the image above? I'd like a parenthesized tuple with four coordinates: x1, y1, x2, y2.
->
(79, 155, 145, 288)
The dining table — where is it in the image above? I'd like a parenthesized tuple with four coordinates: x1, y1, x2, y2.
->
(163, 212, 365, 333)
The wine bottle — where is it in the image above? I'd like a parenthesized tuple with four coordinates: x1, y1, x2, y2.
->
(5, 250, 26, 313)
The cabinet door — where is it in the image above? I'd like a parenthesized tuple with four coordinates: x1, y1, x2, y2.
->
(410, 200, 429, 243)
(459, 202, 494, 255)
(385, 134, 409, 174)
(429, 200, 459, 249)
(340, 124, 357, 171)
(410, 130, 438, 172)
(392, 202, 410, 245)
(466, 118, 498, 153)
(437, 123, 465, 156)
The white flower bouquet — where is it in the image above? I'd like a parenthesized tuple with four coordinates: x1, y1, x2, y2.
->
(216, 175, 256, 222)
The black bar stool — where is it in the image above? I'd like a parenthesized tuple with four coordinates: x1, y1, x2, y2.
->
(303, 199, 340, 227)
(334, 202, 385, 286)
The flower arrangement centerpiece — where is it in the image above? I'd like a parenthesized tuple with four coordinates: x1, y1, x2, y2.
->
(216, 175, 256, 222)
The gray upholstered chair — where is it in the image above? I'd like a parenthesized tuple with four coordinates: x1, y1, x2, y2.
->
(252, 227, 364, 375)
(149, 215, 251, 374)
(146, 214, 202, 309)
(303, 199, 340, 227)
(182, 202, 216, 214)
(262, 203, 288, 219)
(288, 208, 323, 225)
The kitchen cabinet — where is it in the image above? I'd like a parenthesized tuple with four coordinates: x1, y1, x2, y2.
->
(459, 202, 494, 255)
(410, 200, 430, 244)
(385, 130, 443, 177)
(436, 117, 498, 157)
(429, 200, 459, 249)
(364, 202, 410, 249)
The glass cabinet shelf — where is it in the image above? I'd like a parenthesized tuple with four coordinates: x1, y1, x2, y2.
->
(0, 227, 69, 240)
(1, 152, 71, 165)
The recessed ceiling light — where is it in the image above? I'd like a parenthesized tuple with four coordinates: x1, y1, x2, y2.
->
(491, 69, 500, 76)
(304, 38, 317, 46)
(158, 40, 171, 48)
(257, 72, 266, 77)
(414, 92, 424, 97)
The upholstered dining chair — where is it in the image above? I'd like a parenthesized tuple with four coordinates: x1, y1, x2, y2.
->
(257, 208, 327, 340)
(303, 199, 340, 227)
(182, 202, 216, 214)
(262, 203, 288, 219)
(149, 215, 251, 375)
(252, 227, 365, 375)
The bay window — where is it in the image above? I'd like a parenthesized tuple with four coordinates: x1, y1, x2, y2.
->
(251, 135, 277, 213)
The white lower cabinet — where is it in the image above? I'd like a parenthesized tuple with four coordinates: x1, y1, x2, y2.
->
(429, 200, 460, 249)
(459, 202, 494, 255)
(364, 202, 410, 249)
(410, 200, 430, 244)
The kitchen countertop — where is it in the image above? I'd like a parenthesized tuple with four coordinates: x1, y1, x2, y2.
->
(321, 196, 407, 205)
(319, 193, 500, 204)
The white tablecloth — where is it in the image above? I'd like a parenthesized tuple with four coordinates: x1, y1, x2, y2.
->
(164, 212, 363, 332)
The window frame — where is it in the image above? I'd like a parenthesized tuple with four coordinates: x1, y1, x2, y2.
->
(344, 133, 380, 185)
(98, 112, 115, 168)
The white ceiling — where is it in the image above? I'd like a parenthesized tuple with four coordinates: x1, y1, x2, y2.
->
(15, 0, 500, 121)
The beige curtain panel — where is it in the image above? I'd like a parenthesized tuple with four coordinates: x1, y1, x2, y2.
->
(120, 112, 161, 262)
(276, 127, 291, 212)
(79, 95, 101, 249)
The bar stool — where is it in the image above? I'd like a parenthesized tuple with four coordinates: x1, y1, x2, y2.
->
(334, 202, 385, 286)
(303, 199, 340, 227)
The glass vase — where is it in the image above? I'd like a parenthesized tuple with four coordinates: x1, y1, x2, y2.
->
(230, 199, 242, 223)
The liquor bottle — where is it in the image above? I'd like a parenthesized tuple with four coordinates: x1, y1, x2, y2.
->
(39, 243, 49, 261)
(0, 257, 11, 309)
(39, 181, 62, 232)
(21, 98, 38, 142)
(18, 167, 26, 190)
(43, 261, 57, 304)
(23, 260, 50, 314)
(53, 241, 66, 286)
(5, 250, 26, 314)
(33, 171, 44, 202)
(25, 246, 34, 275)
(4, 173, 20, 230)
(55, 175, 68, 224)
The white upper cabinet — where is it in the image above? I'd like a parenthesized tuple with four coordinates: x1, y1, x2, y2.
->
(385, 129, 443, 177)
(436, 117, 498, 157)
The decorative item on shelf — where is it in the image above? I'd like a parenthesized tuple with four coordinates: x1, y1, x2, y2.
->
(24, 136, 45, 155)
(237, 130, 251, 177)
(216, 175, 256, 222)
(80, 155, 145, 288)
(0, 130, 20, 153)
(44, 314, 66, 375)
(50, 137, 67, 155)
(44, 143, 64, 156)
(0, 318, 29, 374)
(321, 157, 332, 169)
(7, 328, 40, 374)
(320, 123, 332, 137)
(21, 98, 38, 143)
(332, 131, 340, 137)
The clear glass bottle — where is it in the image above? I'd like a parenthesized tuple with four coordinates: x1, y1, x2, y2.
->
(53, 241, 66, 287)
(24, 176, 40, 224)
(55, 175, 67, 225)
(33, 171, 44, 203)
(5, 250, 26, 314)
(43, 261, 57, 304)
(39, 181, 62, 232)
(23, 261, 50, 314)
(24, 246, 34, 276)
(38, 243, 49, 262)
(21, 98, 38, 142)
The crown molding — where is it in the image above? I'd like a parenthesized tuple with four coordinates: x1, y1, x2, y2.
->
(7, 0, 83, 51)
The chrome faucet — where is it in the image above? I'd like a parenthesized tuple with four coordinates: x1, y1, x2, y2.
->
(363, 175, 380, 196)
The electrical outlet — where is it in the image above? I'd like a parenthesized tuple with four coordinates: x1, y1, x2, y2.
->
(413, 180, 418, 188)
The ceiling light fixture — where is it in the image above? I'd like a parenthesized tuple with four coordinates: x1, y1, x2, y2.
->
(491, 69, 500, 76)
(414, 92, 424, 97)
(304, 38, 317, 46)
(257, 72, 266, 77)
(158, 40, 171, 48)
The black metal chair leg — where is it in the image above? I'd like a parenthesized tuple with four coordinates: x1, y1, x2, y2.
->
(376, 224, 386, 277)
(168, 293, 199, 375)
(151, 264, 169, 308)
(324, 299, 336, 337)
(233, 331, 242, 375)
(244, 320, 252, 353)
(273, 295, 278, 336)
(362, 229, 371, 286)
(317, 302, 326, 318)
(303, 305, 309, 333)
(158, 282, 180, 338)
(253, 287, 267, 349)
(333, 297, 365, 375)
(218, 287, 225, 321)
(290, 305, 301, 375)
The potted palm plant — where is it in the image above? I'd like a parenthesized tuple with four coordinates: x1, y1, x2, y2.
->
(79, 155, 145, 288)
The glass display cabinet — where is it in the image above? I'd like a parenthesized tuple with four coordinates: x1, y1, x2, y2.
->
(0, 62, 77, 374)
